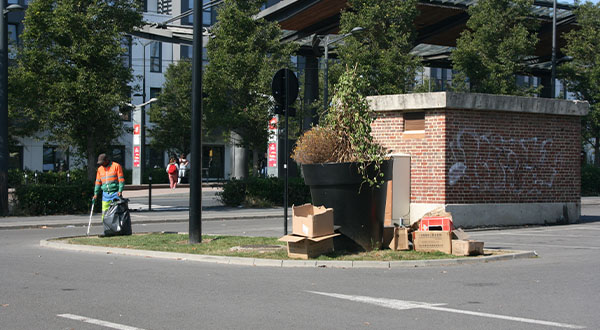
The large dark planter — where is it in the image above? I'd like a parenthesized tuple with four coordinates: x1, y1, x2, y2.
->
(302, 160, 392, 251)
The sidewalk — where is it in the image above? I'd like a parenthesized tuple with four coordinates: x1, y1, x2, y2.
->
(0, 207, 288, 230)
(1, 184, 290, 229)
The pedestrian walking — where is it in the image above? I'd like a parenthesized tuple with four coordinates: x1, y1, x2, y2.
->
(93, 153, 125, 221)
(178, 154, 189, 184)
(167, 157, 179, 189)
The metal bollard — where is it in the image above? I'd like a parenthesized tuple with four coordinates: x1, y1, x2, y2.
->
(148, 175, 152, 211)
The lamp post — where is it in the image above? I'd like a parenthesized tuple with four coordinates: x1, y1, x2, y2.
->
(189, 0, 203, 244)
(0, 3, 24, 216)
(132, 40, 153, 186)
(322, 26, 364, 113)
(550, 0, 557, 98)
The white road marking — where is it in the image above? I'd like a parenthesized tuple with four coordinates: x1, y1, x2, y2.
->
(57, 313, 145, 330)
(472, 232, 598, 238)
(484, 241, 600, 250)
(308, 291, 586, 329)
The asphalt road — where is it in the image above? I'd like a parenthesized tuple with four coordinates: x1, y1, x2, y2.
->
(1, 215, 599, 329)
(127, 189, 222, 210)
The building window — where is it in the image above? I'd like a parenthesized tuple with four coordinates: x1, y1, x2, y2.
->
(404, 112, 425, 132)
(110, 146, 126, 167)
(150, 87, 161, 99)
(8, 24, 17, 60)
(146, 146, 165, 169)
(181, 45, 192, 59)
(158, 0, 172, 14)
(150, 42, 162, 73)
(43, 146, 69, 172)
(9, 146, 23, 170)
(182, 0, 216, 26)
(119, 103, 133, 121)
(203, 145, 224, 180)
(121, 36, 132, 68)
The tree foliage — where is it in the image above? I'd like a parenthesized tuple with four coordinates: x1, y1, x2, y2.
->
(560, 2, 600, 165)
(333, 0, 421, 96)
(9, 0, 142, 179)
(148, 60, 192, 156)
(204, 0, 296, 176)
(451, 0, 538, 95)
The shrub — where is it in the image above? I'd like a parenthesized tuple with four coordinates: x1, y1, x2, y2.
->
(218, 177, 311, 207)
(13, 181, 96, 215)
(582, 164, 600, 196)
(8, 169, 89, 187)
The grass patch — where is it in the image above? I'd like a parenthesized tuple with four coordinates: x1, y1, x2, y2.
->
(63, 233, 463, 261)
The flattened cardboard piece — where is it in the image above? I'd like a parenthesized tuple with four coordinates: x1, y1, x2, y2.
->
(281, 233, 341, 259)
(452, 240, 484, 256)
(384, 226, 410, 251)
(413, 231, 452, 254)
(279, 233, 340, 243)
(292, 203, 334, 238)
(383, 226, 394, 247)
(278, 235, 306, 243)
(384, 181, 393, 226)
(452, 228, 470, 240)
(392, 227, 410, 251)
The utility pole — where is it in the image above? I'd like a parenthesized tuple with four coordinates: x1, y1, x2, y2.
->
(0, 3, 24, 216)
(189, 0, 203, 244)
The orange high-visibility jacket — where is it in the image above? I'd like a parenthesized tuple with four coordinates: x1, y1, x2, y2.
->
(94, 162, 125, 196)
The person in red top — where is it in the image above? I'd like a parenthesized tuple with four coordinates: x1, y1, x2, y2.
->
(93, 153, 125, 220)
(166, 157, 179, 189)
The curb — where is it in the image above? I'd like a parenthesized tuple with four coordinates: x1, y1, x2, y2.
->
(40, 238, 538, 269)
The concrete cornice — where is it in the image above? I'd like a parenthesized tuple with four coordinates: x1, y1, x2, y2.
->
(367, 92, 589, 116)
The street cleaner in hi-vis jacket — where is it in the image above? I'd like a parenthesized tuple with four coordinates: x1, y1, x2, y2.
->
(93, 153, 125, 220)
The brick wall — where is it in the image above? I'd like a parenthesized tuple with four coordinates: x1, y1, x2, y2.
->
(445, 110, 580, 203)
(372, 110, 447, 204)
(372, 109, 581, 204)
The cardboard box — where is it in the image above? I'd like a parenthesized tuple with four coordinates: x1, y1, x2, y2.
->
(383, 226, 410, 251)
(292, 204, 334, 238)
(279, 233, 340, 259)
(452, 240, 484, 256)
(413, 231, 452, 254)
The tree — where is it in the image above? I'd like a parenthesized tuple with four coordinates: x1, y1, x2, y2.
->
(204, 0, 296, 177)
(148, 60, 192, 157)
(333, 0, 421, 96)
(560, 2, 600, 165)
(451, 0, 538, 95)
(9, 0, 142, 180)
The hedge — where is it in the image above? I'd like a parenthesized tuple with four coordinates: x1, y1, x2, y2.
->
(13, 182, 97, 216)
(218, 177, 311, 207)
(582, 164, 600, 196)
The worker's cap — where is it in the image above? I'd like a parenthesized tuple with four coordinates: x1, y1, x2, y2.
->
(97, 153, 110, 165)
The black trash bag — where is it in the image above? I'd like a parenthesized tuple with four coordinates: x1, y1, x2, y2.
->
(103, 198, 132, 236)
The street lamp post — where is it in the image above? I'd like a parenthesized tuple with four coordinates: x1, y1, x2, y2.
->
(189, 0, 203, 244)
(322, 26, 364, 113)
(0, 3, 24, 216)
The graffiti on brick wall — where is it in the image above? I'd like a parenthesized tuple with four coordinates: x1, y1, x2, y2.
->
(448, 129, 560, 193)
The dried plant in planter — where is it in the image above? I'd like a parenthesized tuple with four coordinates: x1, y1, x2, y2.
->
(291, 126, 339, 164)
(292, 65, 387, 187)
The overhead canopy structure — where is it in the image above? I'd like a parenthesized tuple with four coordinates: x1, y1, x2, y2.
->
(257, 0, 579, 74)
